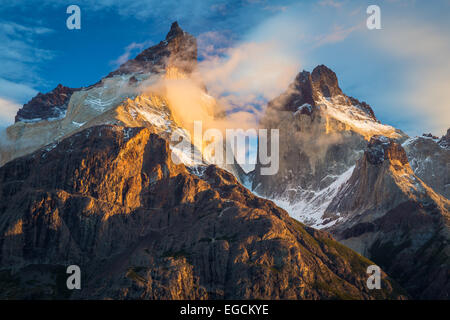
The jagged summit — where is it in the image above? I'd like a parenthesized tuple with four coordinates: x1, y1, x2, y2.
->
(325, 135, 449, 299)
(108, 21, 197, 77)
(311, 65, 343, 98)
(13, 22, 198, 125)
(166, 21, 184, 40)
(270, 65, 376, 121)
(15, 84, 78, 123)
(366, 135, 409, 166)
(438, 128, 450, 148)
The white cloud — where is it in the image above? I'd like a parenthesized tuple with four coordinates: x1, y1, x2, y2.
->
(0, 78, 37, 103)
(0, 97, 22, 127)
(111, 40, 154, 66)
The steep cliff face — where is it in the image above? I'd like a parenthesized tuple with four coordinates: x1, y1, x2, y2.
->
(15, 84, 78, 123)
(0, 125, 404, 300)
(251, 65, 406, 227)
(324, 136, 450, 299)
(403, 129, 450, 199)
(0, 22, 212, 172)
(108, 21, 197, 77)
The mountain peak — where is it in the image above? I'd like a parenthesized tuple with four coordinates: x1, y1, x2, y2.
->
(438, 128, 450, 149)
(166, 21, 184, 40)
(15, 84, 78, 123)
(311, 65, 343, 98)
(107, 21, 197, 77)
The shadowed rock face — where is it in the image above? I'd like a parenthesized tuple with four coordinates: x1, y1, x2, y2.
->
(0, 125, 404, 300)
(250, 65, 402, 228)
(366, 136, 409, 166)
(325, 136, 450, 299)
(15, 84, 78, 123)
(403, 128, 450, 199)
(267, 65, 375, 119)
(439, 129, 450, 149)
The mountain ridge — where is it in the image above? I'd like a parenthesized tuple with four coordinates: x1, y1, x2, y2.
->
(0, 124, 405, 299)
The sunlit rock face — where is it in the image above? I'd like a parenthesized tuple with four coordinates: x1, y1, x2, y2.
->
(324, 136, 450, 299)
(0, 125, 404, 300)
(251, 65, 407, 228)
(248, 65, 449, 299)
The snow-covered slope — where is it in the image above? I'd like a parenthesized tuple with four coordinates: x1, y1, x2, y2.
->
(324, 135, 450, 299)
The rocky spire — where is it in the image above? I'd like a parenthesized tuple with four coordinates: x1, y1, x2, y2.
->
(166, 21, 184, 40)
(365, 135, 409, 166)
(15, 84, 78, 123)
(267, 64, 376, 120)
(311, 65, 343, 98)
(108, 21, 197, 76)
(438, 128, 450, 148)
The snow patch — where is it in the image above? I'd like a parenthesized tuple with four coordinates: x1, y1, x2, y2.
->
(268, 165, 355, 229)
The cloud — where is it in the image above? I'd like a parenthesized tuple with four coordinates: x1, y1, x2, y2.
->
(0, 21, 54, 82)
(314, 23, 363, 47)
(111, 40, 154, 66)
(372, 19, 450, 135)
(195, 11, 307, 116)
(0, 97, 21, 128)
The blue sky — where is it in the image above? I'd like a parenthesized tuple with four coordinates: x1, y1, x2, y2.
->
(0, 0, 449, 136)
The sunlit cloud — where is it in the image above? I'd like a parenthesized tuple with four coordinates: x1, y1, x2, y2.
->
(0, 97, 22, 128)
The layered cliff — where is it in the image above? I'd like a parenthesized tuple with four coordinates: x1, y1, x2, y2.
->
(1, 23, 211, 172)
(324, 136, 449, 299)
(403, 130, 450, 199)
(252, 65, 406, 227)
(0, 125, 404, 299)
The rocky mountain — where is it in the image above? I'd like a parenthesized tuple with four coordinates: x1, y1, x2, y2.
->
(15, 84, 78, 123)
(0, 21, 447, 300)
(0, 125, 404, 299)
(324, 136, 449, 299)
(252, 65, 407, 228)
(108, 21, 197, 77)
(0, 22, 209, 170)
(248, 65, 449, 299)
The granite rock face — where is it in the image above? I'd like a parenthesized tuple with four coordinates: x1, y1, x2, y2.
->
(108, 21, 197, 77)
(251, 65, 405, 227)
(325, 136, 450, 299)
(15, 84, 78, 123)
(13, 21, 197, 125)
(0, 125, 404, 300)
(1, 23, 206, 170)
(403, 129, 450, 199)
